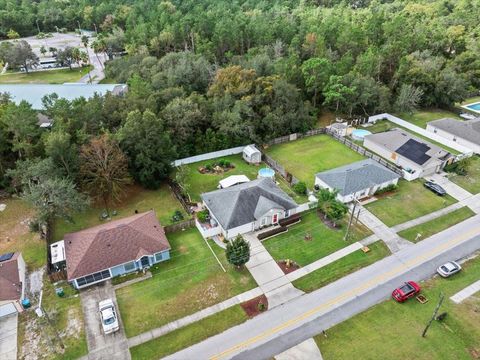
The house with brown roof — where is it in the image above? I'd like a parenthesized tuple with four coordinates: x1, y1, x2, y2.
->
(0, 252, 26, 315)
(62, 211, 171, 289)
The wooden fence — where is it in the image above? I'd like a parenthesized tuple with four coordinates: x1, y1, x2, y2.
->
(164, 218, 195, 234)
(263, 128, 326, 147)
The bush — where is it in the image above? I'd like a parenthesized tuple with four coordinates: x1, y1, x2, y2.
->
(225, 235, 250, 267)
(29, 220, 40, 233)
(197, 209, 209, 223)
(258, 302, 266, 312)
(257, 226, 288, 240)
(374, 184, 398, 195)
(171, 210, 184, 222)
(292, 181, 307, 195)
(444, 158, 471, 176)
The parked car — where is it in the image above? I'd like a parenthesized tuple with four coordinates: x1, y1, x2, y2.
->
(424, 181, 447, 196)
(437, 261, 462, 278)
(99, 299, 119, 334)
(392, 281, 421, 302)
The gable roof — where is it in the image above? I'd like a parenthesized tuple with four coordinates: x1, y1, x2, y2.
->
(0, 252, 22, 301)
(64, 211, 170, 281)
(243, 145, 261, 157)
(428, 118, 480, 145)
(201, 178, 297, 230)
(316, 159, 400, 196)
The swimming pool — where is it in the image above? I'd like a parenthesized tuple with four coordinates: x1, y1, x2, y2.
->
(351, 129, 372, 141)
(463, 101, 480, 114)
(258, 167, 275, 179)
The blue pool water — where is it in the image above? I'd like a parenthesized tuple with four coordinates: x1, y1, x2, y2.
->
(465, 102, 480, 112)
(258, 167, 275, 178)
(351, 129, 372, 140)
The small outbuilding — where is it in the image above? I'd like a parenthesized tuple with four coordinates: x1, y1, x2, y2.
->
(218, 175, 250, 189)
(243, 145, 261, 164)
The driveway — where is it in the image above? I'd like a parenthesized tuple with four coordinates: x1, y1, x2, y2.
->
(80, 281, 130, 360)
(0, 313, 18, 360)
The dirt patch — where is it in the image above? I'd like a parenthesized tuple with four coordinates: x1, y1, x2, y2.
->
(470, 348, 480, 359)
(316, 210, 342, 230)
(277, 260, 301, 275)
(241, 295, 268, 317)
(63, 308, 82, 337)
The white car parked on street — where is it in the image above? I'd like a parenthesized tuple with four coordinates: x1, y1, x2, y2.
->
(99, 299, 119, 334)
(437, 261, 462, 278)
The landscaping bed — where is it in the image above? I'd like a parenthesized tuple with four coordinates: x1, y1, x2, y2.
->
(240, 294, 268, 317)
(278, 260, 301, 274)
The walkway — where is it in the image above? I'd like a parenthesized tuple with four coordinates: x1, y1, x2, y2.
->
(426, 173, 473, 202)
(276, 338, 323, 360)
(0, 313, 17, 360)
(450, 279, 480, 304)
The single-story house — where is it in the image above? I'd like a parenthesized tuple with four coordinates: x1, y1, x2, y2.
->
(218, 175, 250, 189)
(426, 118, 480, 154)
(201, 178, 298, 239)
(315, 159, 401, 203)
(64, 211, 170, 289)
(0, 252, 26, 316)
(243, 145, 261, 164)
(363, 128, 453, 180)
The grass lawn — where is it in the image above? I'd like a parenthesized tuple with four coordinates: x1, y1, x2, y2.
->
(176, 154, 261, 202)
(0, 66, 92, 84)
(398, 207, 475, 243)
(263, 211, 372, 266)
(265, 135, 365, 188)
(448, 155, 480, 194)
(115, 227, 257, 337)
(315, 256, 480, 360)
(364, 180, 457, 227)
(460, 96, 480, 105)
(0, 198, 45, 269)
(394, 109, 462, 129)
(293, 241, 390, 292)
(52, 183, 188, 242)
(130, 305, 248, 360)
(276, 175, 309, 204)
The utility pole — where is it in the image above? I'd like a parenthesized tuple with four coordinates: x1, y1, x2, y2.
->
(344, 197, 360, 241)
(422, 292, 445, 337)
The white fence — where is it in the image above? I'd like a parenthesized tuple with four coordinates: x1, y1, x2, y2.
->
(195, 219, 222, 238)
(368, 113, 473, 155)
(172, 145, 251, 167)
(296, 201, 318, 214)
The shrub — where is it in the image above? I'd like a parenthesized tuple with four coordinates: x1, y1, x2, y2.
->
(292, 181, 307, 195)
(225, 235, 250, 267)
(171, 210, 184, 222)
(258, 302, 266, 312)
(257, 226, 288, 240)
(197, 209, 209, 223)
(374, 184, 398, 195)
(205, 163, 213, 172)
(444, 158, 471, 176)
(29, 220, 40, 233)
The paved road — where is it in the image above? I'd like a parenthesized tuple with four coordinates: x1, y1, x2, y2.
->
(79, 48, 106, 84)
(0, 313, 17, 360)
(166, 214, 480, 360)
(80, 281, 130, 360)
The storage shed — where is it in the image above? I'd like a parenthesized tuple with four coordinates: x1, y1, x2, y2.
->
(243, 145, 261, 164)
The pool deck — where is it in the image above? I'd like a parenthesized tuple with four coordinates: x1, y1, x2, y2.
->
(462, 101, 480, 115)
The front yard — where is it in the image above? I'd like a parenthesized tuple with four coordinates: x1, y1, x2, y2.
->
(265, 135, 365, 188)
(315, 255, 480, 360)
(115, 227, 257, 337)
(364, 180, 457, 227)
(448, 156, 480, 194)
(262, 210, 372, 267)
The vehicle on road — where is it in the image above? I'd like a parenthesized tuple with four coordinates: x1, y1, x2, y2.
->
(424, 181, 447, 196)
(392, 281, 421, 302)
(99, 299, 119, 334)
(437, 261, 462, 277)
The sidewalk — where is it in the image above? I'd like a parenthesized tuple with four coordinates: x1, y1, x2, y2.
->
(450, 279, 480, 304)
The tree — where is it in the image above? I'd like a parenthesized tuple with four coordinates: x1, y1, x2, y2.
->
(301, 57, 332, 108)
(226, 235, 250, 267)
(7, 29, 19, 39)
(324, 200, 348, 227)
(394, 84, 424, 114)
(3, 41, 38, 73)
(40, 45, 47, 57)
(56, 47, 77, 69)
(44, 130, 79, 180)
(322, 76, 356, 114)
(80, 135, 131, 215)
(117, 110, 176, 189)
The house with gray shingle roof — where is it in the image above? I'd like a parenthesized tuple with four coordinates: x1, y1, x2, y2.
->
(201, 178, 298, 239)
(315, 159, 401, 203)
(427, 118, 480, 154)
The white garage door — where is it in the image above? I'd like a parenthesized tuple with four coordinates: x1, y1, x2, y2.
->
(0, 303, 17, 318)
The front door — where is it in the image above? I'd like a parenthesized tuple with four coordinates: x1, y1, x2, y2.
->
(272, 213, 278, 224)
(140, 256, 150, 268)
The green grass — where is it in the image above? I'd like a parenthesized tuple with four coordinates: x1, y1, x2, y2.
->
(460, 96, 480, 105)
(315, 256, 480, 360)
(394, 109, 462, 129)
(276, 175, 309, 204)
(266, 135, 365, 188)
(0, 66, 92, 84)
(448, 156, 480, 194)
(398, 207, 475, 243)
(0, 198, 45, 269)
(262, 211, 372, 266)
(98, 76, 117, 84)
(116, 228, 256, 337)
(364, 180, 457, 227)
(176, 154, 261, 202)
(293, 241, 390, 292)
(52, 183, 188, 241)
(130, 305, 248, 360)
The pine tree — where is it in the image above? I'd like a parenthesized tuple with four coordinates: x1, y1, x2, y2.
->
(226, 235, 250, 267)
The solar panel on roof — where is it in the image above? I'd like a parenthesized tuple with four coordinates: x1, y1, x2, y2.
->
(396, 139, 431, 165)
(0, 252, 14, 262)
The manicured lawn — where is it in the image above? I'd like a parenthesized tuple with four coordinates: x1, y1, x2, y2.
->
(0, 66, 92, 84)
(315, 256, 480, 360)
(293, 241, 390, 292)
(176, 154, 261, 202)
(398, 207, 475, 243)
(395, 109, 462, 129)
(263, 211, 372, 266)
(116, 228, 256, 337)
(52, 183, 187, 241)
(460, 96, 480, 105)
(276, 175, 309, 204)
(364, 180, 457, 227)
(0, 198, 45, 269)
(130, 305, 248, 360)
(265, 135, 365, 188)
(448, 155, 480, 194)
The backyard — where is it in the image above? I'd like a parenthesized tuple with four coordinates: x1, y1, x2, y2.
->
(394, 109, 462, 129)
(448, 156, 480, 194)
(0, 66, 92, 84)
(315, 255, 480, 360)
(52, 183, 188, 241)
(265, 135, 365, 188)
(365, 180, 457, 227)
(115, 227, 257, 337)
(263, 210, 372, 267)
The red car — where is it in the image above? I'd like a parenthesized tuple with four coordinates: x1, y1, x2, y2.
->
(392, 281, 421, 302)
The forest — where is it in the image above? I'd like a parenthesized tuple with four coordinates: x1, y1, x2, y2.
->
(0, 0, 479, 224)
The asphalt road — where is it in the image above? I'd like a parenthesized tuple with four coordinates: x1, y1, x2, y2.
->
(166, 214, 480, 360)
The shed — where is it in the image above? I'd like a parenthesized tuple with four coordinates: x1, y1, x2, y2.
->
(218, 175, 250, 189)
(243, 145, 261, 164)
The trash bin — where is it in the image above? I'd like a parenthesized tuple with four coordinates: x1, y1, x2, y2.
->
(22, 298, 31, 309)
(55, 287, 64, 297)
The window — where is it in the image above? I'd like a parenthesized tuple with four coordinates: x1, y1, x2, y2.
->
(124, 261, 136, 273)
(285, 210, 290, 218)
(154, 252, 163, 262)
(75, 269, 111, 287)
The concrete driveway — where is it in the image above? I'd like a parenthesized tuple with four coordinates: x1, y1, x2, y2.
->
(0, 313, 18, 360)
(80, 281, 130, 360)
